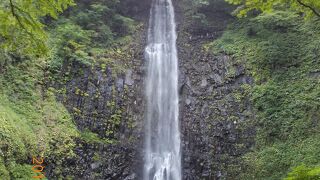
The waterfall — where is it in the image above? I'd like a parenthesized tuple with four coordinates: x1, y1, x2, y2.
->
(143, 0, 181, 179)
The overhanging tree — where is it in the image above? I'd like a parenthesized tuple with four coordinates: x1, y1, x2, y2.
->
(225, 0, 320, 18)
(0, 0, 75, 56)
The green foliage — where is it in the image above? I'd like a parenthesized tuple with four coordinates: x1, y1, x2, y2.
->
(0, 0, 138, 178)
(225, 0, 320, 18)
(0, 158, 10, 179)
(0, 0, 75, 56)
(284, 165, 320, 180)
(0, 55, 79, 179)
(69, 0, 136, 47)
(80, 129, 113, 144)
(50, 20, 94, 66)
(209, 10, 320, 179)
(47, 0, 138, 71)
(181, 0, 234, 30)
(11, 164, 36, 180)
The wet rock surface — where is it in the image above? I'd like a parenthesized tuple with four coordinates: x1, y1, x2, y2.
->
(175, 1, 256, 179)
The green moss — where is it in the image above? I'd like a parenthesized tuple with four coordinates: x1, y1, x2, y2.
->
(284, 165, 320, 180)
(72, 107, 82, 116)
(93, 152, 101, 161)
(80, 129, 113, 144)
(107, 101, 116, 108)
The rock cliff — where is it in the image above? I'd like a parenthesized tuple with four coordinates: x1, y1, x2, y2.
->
(175, 1, 255, 179)
(47, 0, 255, 179)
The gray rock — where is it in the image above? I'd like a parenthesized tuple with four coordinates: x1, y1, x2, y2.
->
(185, 98, 191, 105)
(201, 78, 208, 87)
(90, 162, 100, 169)
(125, 69, 134, 86)
(212, 73, 222, 84)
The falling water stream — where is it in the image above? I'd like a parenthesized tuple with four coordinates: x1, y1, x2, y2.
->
(143, 0, 181, 179)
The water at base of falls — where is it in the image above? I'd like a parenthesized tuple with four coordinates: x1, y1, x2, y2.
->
(143, 0, 181, 180)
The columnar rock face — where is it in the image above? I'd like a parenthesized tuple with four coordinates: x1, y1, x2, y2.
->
(174, 0, 255, 179)
(47, 33, 147, 179)
(178, 49, 255, 179)
(46, 1, 151, 179)
(48, 1, 255, 179)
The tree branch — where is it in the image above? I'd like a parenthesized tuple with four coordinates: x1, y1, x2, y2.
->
(296, 0, 320, 17)
(8, 0, 42, 50)
(9, 0, 25, 29)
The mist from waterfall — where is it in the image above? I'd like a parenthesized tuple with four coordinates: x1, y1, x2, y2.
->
(143, 0, 181, 179)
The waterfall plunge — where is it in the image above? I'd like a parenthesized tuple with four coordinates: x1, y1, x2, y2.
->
(143, 0, 181, 180)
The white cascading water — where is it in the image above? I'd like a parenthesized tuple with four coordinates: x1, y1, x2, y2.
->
(143, 0, 181, 179)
